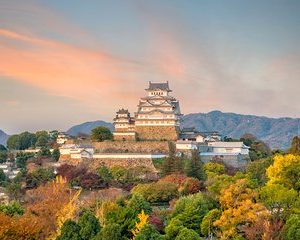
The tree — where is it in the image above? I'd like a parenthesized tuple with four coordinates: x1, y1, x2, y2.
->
(266, 154, 300, 191)
(246, 157, 273, 186)
(15, 152, 34, 169)
(97, 166, 113, 183)
(162, 142, 183, 176)
(132, 182, 178, 203)
(56, 219, 81, 240)
(131, 210, 149, 238)
(35, 134, 49, 147)
(289, 136, 300, 155)
(78, 211, 101, 240)
(200, 209, 221, 237)
(38, 146, 52, 157)
(7, 132, 37, 150)
(185, 150, 206, 180)
(52, 148, 60, 161)
(6, 182, 22, 200)
(135, 224, 163, 240)
(0, 150, 7, 163)
(164, 218, 185, 240)
(25, 168, 55, 188)
(214, 179, 270, 240)
(171, 193, 212, 231)
(240, 133, 271, 160)
(0, 144, 6, 151)
(175, 227, 201, 240)
(0, 169, 7, 185)
(283, 214, 300, 240)
(260, 184, 298, 220)
(91, 126, 113, 142)
(0, 201, 24, 216)
(96, 223, 122, 240)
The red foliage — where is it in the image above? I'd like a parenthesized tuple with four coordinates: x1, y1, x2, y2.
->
(159, 174, 187, 187)
(149, 214, 164, 232)
(57, 164, 87, 181)
(179, 177, 205, 194)
(80, 172, 107, 190)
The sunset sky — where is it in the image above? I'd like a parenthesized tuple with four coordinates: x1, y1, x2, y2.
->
(1, 0, 300, 134)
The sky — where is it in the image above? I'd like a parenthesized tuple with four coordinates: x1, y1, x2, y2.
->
(0, 0, 299, 134)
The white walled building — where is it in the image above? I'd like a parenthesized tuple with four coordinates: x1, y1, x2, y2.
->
(57, 132, 70, 144)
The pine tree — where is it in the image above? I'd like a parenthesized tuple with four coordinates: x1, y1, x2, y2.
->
(162, 142, 183, 176)
(186, 150, 206, 180)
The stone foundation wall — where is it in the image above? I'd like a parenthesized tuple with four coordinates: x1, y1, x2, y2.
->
(113, 135, 136, 141)
(135, 126, 179, 141)
(93, 141, 169, 153)
(90, 158, 157, 172)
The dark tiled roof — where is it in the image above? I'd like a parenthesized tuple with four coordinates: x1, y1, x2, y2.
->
(145, 81, 171, 91)
(117, 108, 129, 114)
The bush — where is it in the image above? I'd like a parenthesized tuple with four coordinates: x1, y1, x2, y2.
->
(132, 182, 178, 203)
(91, 126, 113, 142)
(97, 166, 113, 183)
(175, 227, 201, 240)
(0, 201, 24, 216)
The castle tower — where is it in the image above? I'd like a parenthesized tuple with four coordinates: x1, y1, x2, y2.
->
(134, 81, 182, 140)
(113, 108, 136, 141)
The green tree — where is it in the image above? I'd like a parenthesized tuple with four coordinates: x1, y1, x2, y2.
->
(7, 132, 37, 150)
(132, 182, 178, 203)
(52, 148, 60, 161)
(38, 147, 52, 157)
(35, 131, 50, 147)
(135, 224, 163, 240)
(97, 166, 113, 183)
(0, 201, 24, 216)
(0, 150, 8, 163)
(26, 168, 55, 188)
(162, 142, 183, 176)
(6, 182, 22, 200)
(200, 208, 221, 237)
(15, 152, 33, 169)
(78, 211, 101, 240)
(96, 223, 122, 240)
(289, 136, 300, 155)
(175, 227, 201, 240)
(0, 169, 7, 185)
(246, 157, 273, 186)
(171, 193, 212, 231)
(186, 150, 206, 180)
(283, 214, 300, 240)
(165, 218, 185, 240)
(0, 144, 6, 151)
(91, 126, 113, 142)
(56, 219, 81, 240)
(260, 184, 298, 220)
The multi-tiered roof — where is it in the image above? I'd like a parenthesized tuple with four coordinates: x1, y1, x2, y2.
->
(135, 81, 182, 126)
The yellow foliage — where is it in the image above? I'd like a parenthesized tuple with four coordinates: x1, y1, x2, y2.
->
(131, 210, 149, 239)
(96, 201, 120, 226)
(214, 179, 270, 239)
(266, 154, 300, 187)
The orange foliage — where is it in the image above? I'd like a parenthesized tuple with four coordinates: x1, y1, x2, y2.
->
(0, 178, 78, 239)
(159, 174, 187, 187)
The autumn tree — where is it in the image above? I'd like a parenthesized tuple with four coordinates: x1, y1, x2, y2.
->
(131, 210, 149, 238)
(266, 154, 300, 191)
(214, 179, 270, 239)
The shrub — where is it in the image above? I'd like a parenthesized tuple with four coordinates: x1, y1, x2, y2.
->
(132, 182, 178, 203)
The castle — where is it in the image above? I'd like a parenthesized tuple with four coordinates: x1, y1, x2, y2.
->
(113, 81, 182, 141)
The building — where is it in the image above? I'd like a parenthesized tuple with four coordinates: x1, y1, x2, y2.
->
(179, 127, 221, 143)
(113, 109, 136, 141)
(56, 132, 70, 144)
(113, 81, 183, 141)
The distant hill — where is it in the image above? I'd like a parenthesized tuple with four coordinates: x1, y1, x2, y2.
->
(0, 130, 9, 146)
(182, 111, 299, 149)
(67, 120, 114, 136)
(66, 111, 299, 149)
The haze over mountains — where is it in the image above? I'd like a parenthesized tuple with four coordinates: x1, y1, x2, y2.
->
(1, 111, 299, 149)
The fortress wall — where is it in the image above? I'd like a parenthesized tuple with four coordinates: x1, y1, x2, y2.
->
(93, 141, 169, 153)
(135, 126, 179, 141)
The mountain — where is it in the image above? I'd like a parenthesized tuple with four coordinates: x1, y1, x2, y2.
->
(0, 130, 9, 146)
(66, 111, 299, 149)
(67, 120, 114, 136)
(182, 111, 299, 149)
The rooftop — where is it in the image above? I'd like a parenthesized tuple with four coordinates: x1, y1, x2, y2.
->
(145, 81, 171, 91)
